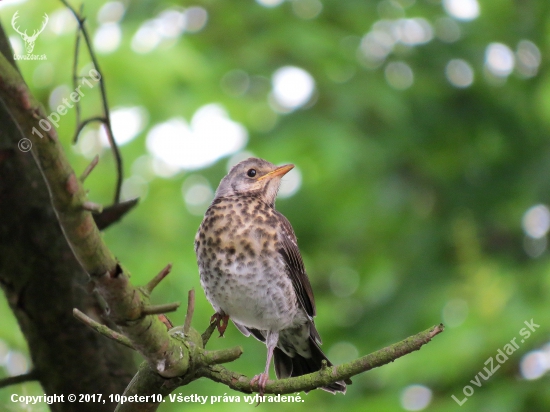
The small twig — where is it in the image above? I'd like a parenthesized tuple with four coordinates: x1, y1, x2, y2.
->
(142, 302, 180, 316)
(73, 116, 107, 143)
(82, 201, 103, 213)
(71, 6, 83, 141)
(73, 308, 134, 349)
(183, 289, 195, 335)
(201, 346, 243, 366)
(80, 154, 99, 182)
(145, 263, 172, 294)
(158, 314, 174, 330)
(201, 321, 217, 347)
(61, 0, 123, 204)
(0, 370, 38, 389)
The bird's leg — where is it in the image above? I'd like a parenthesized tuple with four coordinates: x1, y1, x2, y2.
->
(250, 330, 278, 396)
(210, 312, 230, 337)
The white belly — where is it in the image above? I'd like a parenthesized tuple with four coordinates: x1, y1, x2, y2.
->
(199, 252, 299, 331)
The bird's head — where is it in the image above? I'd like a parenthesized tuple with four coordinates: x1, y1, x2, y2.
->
(214, 157, 294, 207)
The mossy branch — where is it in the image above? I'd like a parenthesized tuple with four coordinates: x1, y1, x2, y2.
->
(201, 323, 444, 394)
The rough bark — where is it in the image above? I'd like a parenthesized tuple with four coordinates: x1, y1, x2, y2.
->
(0, 23, 135, 412)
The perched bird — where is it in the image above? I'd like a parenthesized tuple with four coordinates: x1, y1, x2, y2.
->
(195, 157, 346, 395)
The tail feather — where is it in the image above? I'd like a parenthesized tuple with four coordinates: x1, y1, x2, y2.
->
(274, 338, 347, 394)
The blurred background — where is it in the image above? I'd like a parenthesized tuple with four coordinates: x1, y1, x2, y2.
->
(1, 0, 550, 410)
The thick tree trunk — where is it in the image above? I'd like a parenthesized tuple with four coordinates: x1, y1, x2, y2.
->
(0, 23, 135, 412)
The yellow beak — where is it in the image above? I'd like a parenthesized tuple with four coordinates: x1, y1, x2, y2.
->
(257, 164, 294, 181)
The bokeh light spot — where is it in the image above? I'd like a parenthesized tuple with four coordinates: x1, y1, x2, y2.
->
(271, 66, 316, 111)
(156, 9, 187, 38)
(48, 84, 71, 112)
(516, 40, 541, 78)
(522, 204, 550, 239)
(443, 0, 480, 21)
(401, 385, 433, 411)
(523, 236, 547, 259)
(97, 1, 125, 24)
(182, 175, 214, 215)
(385, 61, 414, 90)
(93, 23, 122, 54)
(146, 104, 247, 173)
(278, 166, 302, 198)
(292, 0, 323, 20)
(131, 22, 162, 54)
(74, 129, 102, 159)
(121, 176, 148, 201)
(397, 18, 433, 46)
(6, 351, 28, 376)
(520, 350, 549, 380)
(185, 7, 208, 33)
(221, 70, 250, 97)
(485, 43, 514, 78)
(256, 0, 285, 7)
(100, 106, 148, 147)
(49, 8, 78, 35)
(446, 59, 474, 88)
(435, 17, 461, 43)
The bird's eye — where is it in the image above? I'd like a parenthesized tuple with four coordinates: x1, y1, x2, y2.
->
(247, 169, 257, 177)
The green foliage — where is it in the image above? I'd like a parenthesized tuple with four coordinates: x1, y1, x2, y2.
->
(1, 0, 550, 410)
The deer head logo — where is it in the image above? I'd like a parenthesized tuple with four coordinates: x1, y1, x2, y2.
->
(11, 11, 49, 54)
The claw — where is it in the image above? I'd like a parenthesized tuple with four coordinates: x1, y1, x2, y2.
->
(210, 312, 229, 337)
(250, 372, 269, 396)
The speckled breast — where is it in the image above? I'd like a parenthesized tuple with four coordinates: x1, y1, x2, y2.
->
(195, 195, 300, 331)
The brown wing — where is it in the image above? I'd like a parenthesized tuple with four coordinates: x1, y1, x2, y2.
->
(274, 210, 317, 319)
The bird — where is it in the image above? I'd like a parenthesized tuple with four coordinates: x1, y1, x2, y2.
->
(195, 157, 347, 395)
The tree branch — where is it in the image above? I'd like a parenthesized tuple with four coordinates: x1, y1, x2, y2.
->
(73, 308, 134, 349)
(145, 263, 172, 294)
(0, 52, 186, 379)
(183, 289, 195, 334)
(141, 302, 181, 316)
(200, 323, 444, 395)
(0, 371, 38, 389)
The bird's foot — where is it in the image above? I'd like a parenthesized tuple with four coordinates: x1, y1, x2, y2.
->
(210, 313, 229, 337)
(250, 372, 269, 397)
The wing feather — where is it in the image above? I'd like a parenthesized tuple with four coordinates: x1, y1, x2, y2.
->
(274, 210, 316, 319)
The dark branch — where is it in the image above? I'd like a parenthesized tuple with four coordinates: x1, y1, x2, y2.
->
(93, 198, 140, 230)
(201, 321, 217, 347)
(71, 6, 83, 137)
(73, 308, 134, 349)
(73, 116, 107, 143)
(0, 371, 38, 389)
(61, 0, 123, 204)
(145, 264, 172, 294)
(80, 154, 99, 182)
(183, 289, 195, 334)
